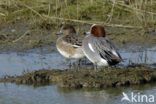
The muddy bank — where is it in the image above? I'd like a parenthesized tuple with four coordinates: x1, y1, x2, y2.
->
(1, 66, 156, 88)
(1, 0, 156, 52)
(0, 22, 57, 52)
(0, 22, 156, 52)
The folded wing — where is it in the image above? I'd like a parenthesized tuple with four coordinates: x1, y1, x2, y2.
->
(92, 37, 122, 65)
(62, 34, 84, 48)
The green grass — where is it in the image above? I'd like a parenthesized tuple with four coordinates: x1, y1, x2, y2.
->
(0, 0, 156, 51)
(1, 0, 156, 27)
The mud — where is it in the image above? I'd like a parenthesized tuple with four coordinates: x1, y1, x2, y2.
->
(0, 22, 156, 53)
(0, 22, 58, 52)
(1, 0, 156, 52)
(1, 66, 156, 88)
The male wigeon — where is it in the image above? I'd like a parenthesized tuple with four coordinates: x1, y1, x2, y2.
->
(82, 24, 122, 70)
(56, 24, 85, 67)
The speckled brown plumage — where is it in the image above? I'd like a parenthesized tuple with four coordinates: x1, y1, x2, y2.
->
(62, 33, 84, 47)
(56, 24, 85, 59)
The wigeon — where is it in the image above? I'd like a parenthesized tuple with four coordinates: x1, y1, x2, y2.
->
(82, 24, 122, 70)
(56, 24, 85, 67)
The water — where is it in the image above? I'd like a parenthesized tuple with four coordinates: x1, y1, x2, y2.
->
(0, 51, 67, 77)
(121, 46, 156, 67)
(0, 46, 156, 104)
(0, 83, 156, 104)
(0, 46, 155, 77)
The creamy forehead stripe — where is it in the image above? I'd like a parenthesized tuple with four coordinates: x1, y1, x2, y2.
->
(91, 24, 97, 28)
(88, 43, 95, 52)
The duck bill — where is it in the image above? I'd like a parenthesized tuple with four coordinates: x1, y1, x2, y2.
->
(85, 31, 91, 35)
(56, 31, 63, 35)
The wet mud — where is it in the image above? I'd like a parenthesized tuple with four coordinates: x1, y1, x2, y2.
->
(1, 66, 156, 89)
(0, 22, 156, 52)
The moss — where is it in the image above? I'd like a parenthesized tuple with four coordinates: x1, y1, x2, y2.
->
(1, 66, 156, 88)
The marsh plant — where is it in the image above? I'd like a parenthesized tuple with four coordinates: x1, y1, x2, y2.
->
(0, 0, 156, 28)
(0, 0, 156, 51)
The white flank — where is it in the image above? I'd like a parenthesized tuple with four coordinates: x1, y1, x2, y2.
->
(73, 53, 84, 59)
(88, 43, 95, 52)
(57, 47, 84, 59)
(100, 58, 108, 66)
(112, 50, 119, 57)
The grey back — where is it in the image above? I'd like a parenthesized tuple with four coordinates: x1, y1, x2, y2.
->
(82, 35, 122, 65)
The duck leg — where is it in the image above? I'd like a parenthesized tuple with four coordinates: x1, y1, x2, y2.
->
(66, 59, 72, 69)
(84, 57, 87, 65)
(94, 64, 97, 71)
(74, 59, 81, 71)
(78, 59, 81, 66)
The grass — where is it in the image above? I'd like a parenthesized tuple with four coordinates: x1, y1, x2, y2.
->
(1, 0, 156, 27)
(0, 0, 156, 51)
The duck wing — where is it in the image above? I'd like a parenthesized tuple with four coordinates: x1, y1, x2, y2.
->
(92, 37, 122, 65)
(62, 34, 84, 48)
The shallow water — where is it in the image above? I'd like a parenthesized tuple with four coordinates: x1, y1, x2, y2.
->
(0, 46, 155, 77)
(121, 45, 156, 67)
(0, 83, 156, 104)
(0, 51, 67, 77)
(0, 46, 156, 104)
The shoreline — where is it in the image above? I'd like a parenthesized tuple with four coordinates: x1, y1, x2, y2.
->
(1, 66, 156, 89)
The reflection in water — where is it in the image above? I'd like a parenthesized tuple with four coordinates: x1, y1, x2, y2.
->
(0, 46, 155, 77)
(119, 46, 156, 67)
(0, 83, 156, 104)
(0, 52, 68, 77)
(0, 46, 156, 104)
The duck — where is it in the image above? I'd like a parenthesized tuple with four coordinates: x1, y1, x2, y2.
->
(56, 24, 85, 67)
(82, 24, 123, 70)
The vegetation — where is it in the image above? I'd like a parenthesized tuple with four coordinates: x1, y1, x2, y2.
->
(1, 0, 156, 27)
(1, 66, 156, 88)
(0, 0, 156, 88)
(0, 0, 156, 51)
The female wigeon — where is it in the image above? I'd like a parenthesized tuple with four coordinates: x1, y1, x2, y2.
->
(56, 24, 85, 67)
(82, 24, 122, 70)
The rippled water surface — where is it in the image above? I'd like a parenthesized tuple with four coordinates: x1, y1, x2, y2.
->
(0, 46, 155, 104)
(0, 83, 156, 104)
(0, 46, 155, 77)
